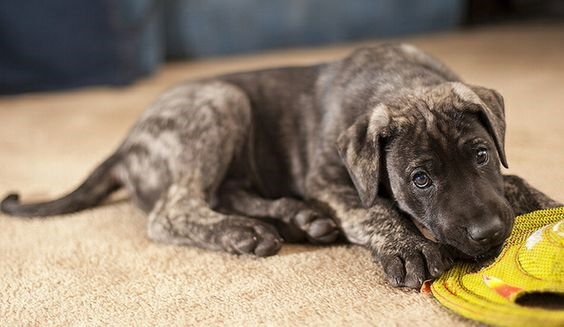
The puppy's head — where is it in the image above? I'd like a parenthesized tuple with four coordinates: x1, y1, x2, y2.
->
(337, 82, 514, 258)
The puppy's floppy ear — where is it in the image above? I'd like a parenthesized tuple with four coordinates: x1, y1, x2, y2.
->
(451, 82, 509, 168)
(337, 104, 391, 208)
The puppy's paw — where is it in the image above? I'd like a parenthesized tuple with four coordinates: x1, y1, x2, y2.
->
(376, 238, 453, 289)
(293, 209, 340, 244)
(220, 220, 283, 257)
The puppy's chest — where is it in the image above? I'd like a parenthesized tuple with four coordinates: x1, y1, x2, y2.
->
(242, 118, 304, 198)
(219, 69, 319, 198)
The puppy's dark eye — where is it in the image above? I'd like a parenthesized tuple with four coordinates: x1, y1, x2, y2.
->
(476, 147, 489, 166)
(413, 171, 432, 189)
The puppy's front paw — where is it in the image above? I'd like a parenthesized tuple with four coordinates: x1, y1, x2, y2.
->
(293, 209, 340, 244)
(375, 238, 453, 289)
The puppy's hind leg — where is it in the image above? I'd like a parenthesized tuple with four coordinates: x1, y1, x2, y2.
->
(143, 81, 282, 256)
(147, 181, 283, 256)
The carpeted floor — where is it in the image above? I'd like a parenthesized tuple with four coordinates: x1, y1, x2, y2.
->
(1, 23, 563, 326)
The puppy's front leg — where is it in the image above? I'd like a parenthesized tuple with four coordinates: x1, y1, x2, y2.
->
(218, 181, 340, 243)
(503, 175, 563, 216)
(308, 181, 453, 289)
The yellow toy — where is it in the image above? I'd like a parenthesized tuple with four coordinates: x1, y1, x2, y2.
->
(430, 207, 564, 327)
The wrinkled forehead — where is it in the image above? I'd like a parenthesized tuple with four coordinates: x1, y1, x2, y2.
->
(387, 103, 488, 157)
(390, 94, 469, 134)
(384, 82, 495, 151)
(390, 82, 487, 128)
(389, 84, 472, 121)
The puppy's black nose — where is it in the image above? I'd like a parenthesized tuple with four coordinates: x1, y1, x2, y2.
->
(468, 218, 504, 245)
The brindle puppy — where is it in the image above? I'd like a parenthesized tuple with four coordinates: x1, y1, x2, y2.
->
(2, 44, 561, 289)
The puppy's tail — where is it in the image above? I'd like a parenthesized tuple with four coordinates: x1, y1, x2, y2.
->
(1, 154, 123, 217)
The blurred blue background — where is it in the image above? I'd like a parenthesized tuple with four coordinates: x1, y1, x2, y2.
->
(0, 0, 561, 94)
(163, 0, 463, 57)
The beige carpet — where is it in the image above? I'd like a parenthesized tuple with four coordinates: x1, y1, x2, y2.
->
(1, 23, 563, 326)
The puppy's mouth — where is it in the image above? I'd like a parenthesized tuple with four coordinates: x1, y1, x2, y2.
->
(445, 240, 504, 262)
(473, 244, 503, 261)
(440, 216, 513, 262)
(411, 215, 511, 262)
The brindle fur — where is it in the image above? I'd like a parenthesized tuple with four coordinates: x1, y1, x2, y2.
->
(2, 44, 561, 288)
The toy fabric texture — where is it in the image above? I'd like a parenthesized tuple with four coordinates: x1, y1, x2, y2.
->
(431, 207, 564, 327)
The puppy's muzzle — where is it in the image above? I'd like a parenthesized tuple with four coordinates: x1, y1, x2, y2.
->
(465, 215, 512, 258)
(467, 216, 505, 246)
